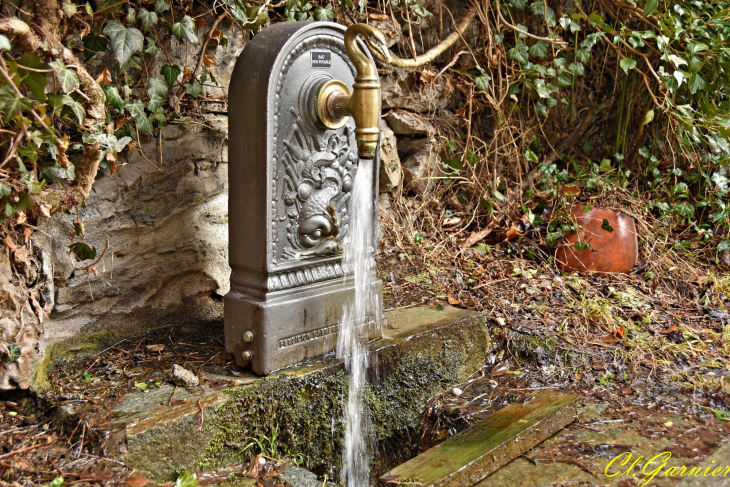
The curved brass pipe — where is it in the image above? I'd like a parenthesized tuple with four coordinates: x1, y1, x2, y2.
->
(315, 24, 389, 159)
(345, 24, 388, 159)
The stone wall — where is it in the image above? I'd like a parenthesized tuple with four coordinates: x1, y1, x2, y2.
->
(7, 14, 462, 391)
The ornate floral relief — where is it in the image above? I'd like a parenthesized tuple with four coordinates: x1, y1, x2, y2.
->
(280, 111, 358, 260)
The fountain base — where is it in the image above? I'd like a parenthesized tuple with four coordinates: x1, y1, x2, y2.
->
(225, 275, 383, 375)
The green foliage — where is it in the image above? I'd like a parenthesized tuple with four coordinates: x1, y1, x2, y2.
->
(174, 472, 199, 487)
(492, 0, 730, 251)
(172, 16, 199, 45)
(7, 343, 21, 363)
(68, 242, 97, 261)
(103, 20, 144, 65)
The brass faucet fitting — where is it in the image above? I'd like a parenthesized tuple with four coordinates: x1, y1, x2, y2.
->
(315, 24, 390, 159)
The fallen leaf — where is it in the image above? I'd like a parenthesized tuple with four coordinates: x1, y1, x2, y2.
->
(126, 476, 151, 487)
(562, 184, 581, 196)
(367, 12, 388, 20)
(658, 323, 680, 334)
(460, 224, 495, 248)
(442, 216, 462, 227)
(169, 398, 191, 407)
(195, 17, 207, 28)
(505, 225, 522, 241)
(96, 67, 112, 86)
(447, 294, 460, 305)
(210, 29, 223, 40)
(203, 54, 217, 68)
(420, 68, 438, 83)
(146, 344, 165, 353)
(663, 421, 673, 427)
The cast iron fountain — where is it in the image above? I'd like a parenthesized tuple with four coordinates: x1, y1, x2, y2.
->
(225, 21, 391, 486)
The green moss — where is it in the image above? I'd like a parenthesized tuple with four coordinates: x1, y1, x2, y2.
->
(200, 341, 467, 480)
(30, 327, 126, 392)
(510, 334, 559, 363)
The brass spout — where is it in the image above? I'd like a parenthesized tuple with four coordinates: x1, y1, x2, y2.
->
(315, 24, 390, 159)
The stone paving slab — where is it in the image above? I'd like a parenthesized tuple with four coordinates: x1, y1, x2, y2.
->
(381, 391, 579, 487)
(475, 403, 730, 487)
(57, 306, 489, 481)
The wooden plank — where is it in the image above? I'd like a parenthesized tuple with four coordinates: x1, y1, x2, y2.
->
(381, 391, 579, 487)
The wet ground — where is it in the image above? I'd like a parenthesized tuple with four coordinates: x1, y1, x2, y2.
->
(2, 248, 730, 486)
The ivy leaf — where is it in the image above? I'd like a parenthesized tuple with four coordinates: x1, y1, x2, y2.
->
(508, 42, 529, 65)
(7, 343, 21, 363)
(137, 114, 153, 134)
(528, 41, 549, 59)
(557, 72, 573, 87)
(689, 72, 706, 94)
(161, 64, 181, 87)
(535, 101, 547, 117)
(620, 57, 636, 74)
(83, 33, 108, 60)
(0, 182, 11, 198)
(718, 240, 730, 252)
(49, 59, 80, 93)
(575, 48, 590, 63)
(0, 85, 32, 120)
(508, 0, 526, 9)
(313, 4, 335, 20)
(125, 99, 146, 118)
(96, 0, 123, 13)
(643, 0, 657, 17)
(104, 85, 125, 111)
(137, 8, 158, 32)
(525, 148, 539, 162)
(62, 94, 85, 124)
(126, 7, 136, 24)
(148, 76, 168, 100)
(534, 78, 556, 98)
(172, 16, 199, 45)
(568, 62, 585, 76)
(474, 71, 490, 92)
(18, 52, 49, 100)
(144, 37, 158, 56)
(103, 20, 144, 65)
(68, 242, 97, 261)
(184, 81, 203, 98)
(62, 1, 77, 17)
(154, 0, 170, 13)
(601, 219, 614, 233)
(642, 109, 654, 125)
(147, 95, 164, 113)
(0, 34, 10, 51)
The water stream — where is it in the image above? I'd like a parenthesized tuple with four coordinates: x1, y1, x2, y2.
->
(338, 158, 380, 487)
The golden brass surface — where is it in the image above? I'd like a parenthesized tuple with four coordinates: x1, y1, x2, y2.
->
(316, 79, 351, 130)
(313, 24, 389, 159)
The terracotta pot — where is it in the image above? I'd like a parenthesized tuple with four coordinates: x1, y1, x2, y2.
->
(555, 206, 638, 273)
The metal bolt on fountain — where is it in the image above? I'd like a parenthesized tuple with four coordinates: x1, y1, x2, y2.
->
(225, 22, 389, 376)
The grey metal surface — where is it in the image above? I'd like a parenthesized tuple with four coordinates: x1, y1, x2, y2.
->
(225, 21, 383, 375)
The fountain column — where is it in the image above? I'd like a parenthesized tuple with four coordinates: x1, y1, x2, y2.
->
(225, 22, 384, 375)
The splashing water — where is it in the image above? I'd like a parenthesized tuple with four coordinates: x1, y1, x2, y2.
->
(338, 158, 381, 487)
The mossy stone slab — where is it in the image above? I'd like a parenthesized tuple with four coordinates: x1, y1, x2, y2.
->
(85, 306, 487, 481)
(677, 440, 730, 486)
(381, 391, 579, 487)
